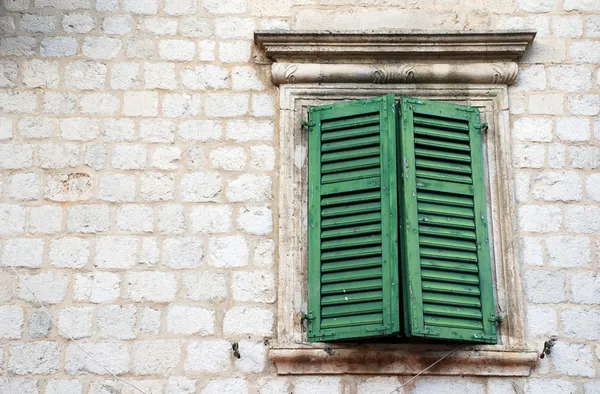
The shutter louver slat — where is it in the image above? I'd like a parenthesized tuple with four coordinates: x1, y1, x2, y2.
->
(307, 94, 400, 342)
(399, 97, 497, 344)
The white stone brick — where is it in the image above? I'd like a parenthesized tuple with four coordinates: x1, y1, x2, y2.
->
(570, 271, 600, 304)
(586, 16, 600, 37)
(565, 0, 600, 11)
(159, 39, 195, 61)
(20, 13, 55, 33)
(0, 36, 36, 57)
(526, 305, 557, 337)
(127, 272, 177, 302)
(232, 66, 264, 90)
(40, 36, 78, 57)
(181, 172, 222, 202)
(29, 311, 50, 339)
(49, 237, 89, 268)
(357, 377, 401, 394)
(151, 146, 181, 170)
(227, 120, 273, 142)
(0, 272, 15, 302)
(85, 144, 107, 170)
(524, 270, 566, 303)
(112, 145, 147, 170)
(179, 120, 222, 141)
(57, 307, 93, 339)
(0, 91, 37, 114)
(162, 94, 202, 118)
(223, 306, 273, 336)
(518, 205, 561, 233)
(65, 342, 130, 375)
(139, 238, 158, 265)
(520, 237, 543, 266)
(140, 307, 161, 334)
(238, 206, 273, 235)
(202, 378, 248, 394)
(210, 147, 247, 171)
(163, 237, 204, 269)
(43, 92, 77, 114)
(562, 307, 600, 340)
(250, 145, 275, 171)
(551, 16, 583, 37)
(67, 205, 110, 233)
(95, 0, 117, 10)
(60, 118, 100, 141)
(0, 306, 23, 339)
(0, 144, 33, 169)
(117, 205, 154, 233)
(552, 342, 595, 377)
(124, 91, 158, 117)
(9, 342, 61, 375)
(4, 0, 30, 11)
(29, 205, 62, 234)
(188, 146, 205, 169)
(232, 271, 275, 303)
(585, 382, 600, 394)
(548, 143, 565, 168)
(566, 205, 600, 233)
(138, 17, 177, 35)
(219, 40, 251, 63)
(528, 94, 563, 115)
(80, 93, 119, 115)
(0, 60, 17, 88)
(89, 380, 163, 394)
(513, 144, 545, 168)
(185, 340, 230, 373)
(35, 0, 91, 8)
(571, 41, 600, 63)
(83, 37, 122, 59)
(254, 239, 274, 267)
(126, 38, 154, 59)
(164, 0, 196, 14)
(156, 204, 184, 234)
(586, 173, 600, 201)
(73, 272, 120, 303)
(570, 146, 600, 169)
(182, 65, 229, 90)
(46, 380, 82, 394)
(205, 93, 250, 117)
(531, 171, 582, 202)
(215, 17, 254, 38)
(134, 340, 180, 374)
(252, 94, 275, 117)
(0, 117, 13, 140)
(259, 18, 290, 30)
(103, 15, 132, 35)
(140, 173, 174, 201)
(144, 63, 176, 90)
(123, 0, 158, 14)
(23, 60, 58, 88)
(140, 119, 175, 142)
(227, 174, 272, 202)
(6, 172, 40, 201)
(204, 0, 246, 13)
(167, 306, 214, 335)
(97, 305, 136, 340)
(65, 61, 106, 90)
(546, 236, 591, 267)
(166, 377, 196, 394)
(295, 377, 342, 394)
(0, 16, 16, 33)
(1, 238, 42, 268)
(45, 173, 93, 202)
(97, 174, 135, 202)
(95, 236, 139, 269)
(208, 235, 249, 267)
(199, 40, 216, 61)
(18, 117, 56, 139)
(0, 204, 25, 234)
(180, 17, 211, 37)
(104, 119, 135, 141)
(62, 13, 95, 33)
(518, 0, 556, 12)
(569, 94, 600, 115)
(190, 205, 232, 233)
(183, 272, 227, 301)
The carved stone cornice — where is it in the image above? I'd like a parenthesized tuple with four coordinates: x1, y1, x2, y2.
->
(271, 62, 519, 85)
(255, 30, 536, 63)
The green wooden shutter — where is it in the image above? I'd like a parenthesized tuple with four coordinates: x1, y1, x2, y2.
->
(398, 97, 497, 344)
(307, 94, 400, 342)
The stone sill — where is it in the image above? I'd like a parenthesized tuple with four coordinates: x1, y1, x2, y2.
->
(270, 345, 538, 377)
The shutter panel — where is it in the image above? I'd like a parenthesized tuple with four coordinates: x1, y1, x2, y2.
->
(307, 94, 401, 342)
(398, 97, 497, 344)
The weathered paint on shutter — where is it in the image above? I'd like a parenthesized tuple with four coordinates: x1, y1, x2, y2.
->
(307, 94, 401, 342)
(398, 96, 497, 344)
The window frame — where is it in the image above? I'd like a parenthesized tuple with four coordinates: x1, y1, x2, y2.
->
(272, 84, 537, 376)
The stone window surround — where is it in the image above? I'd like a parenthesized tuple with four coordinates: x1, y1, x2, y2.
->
(255, 30, 539, 377)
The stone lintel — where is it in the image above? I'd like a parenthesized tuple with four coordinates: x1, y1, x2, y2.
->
(255, 29, 537, 63)
(270, 346, 539, 376)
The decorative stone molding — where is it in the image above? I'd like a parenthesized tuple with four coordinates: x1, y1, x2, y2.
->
(271, 62, 520, 85)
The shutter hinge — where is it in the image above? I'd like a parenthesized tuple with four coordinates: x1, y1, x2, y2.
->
(473, 333, 497, 340)
(418, 327, 440, 336)
(301, 120, 316, 131)
(476, 122, 489, 132)
(489, 315, 503, 324)
(457, 106, 476, 113)
(301, 312, 315, 321)
(404, 98, 425, 106)
(309, 105, 333, 112)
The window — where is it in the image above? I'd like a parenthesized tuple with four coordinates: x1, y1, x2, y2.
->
(306, 94, 498, 344)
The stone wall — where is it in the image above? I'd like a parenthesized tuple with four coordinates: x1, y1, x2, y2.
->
(0, 0, 599, 393)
